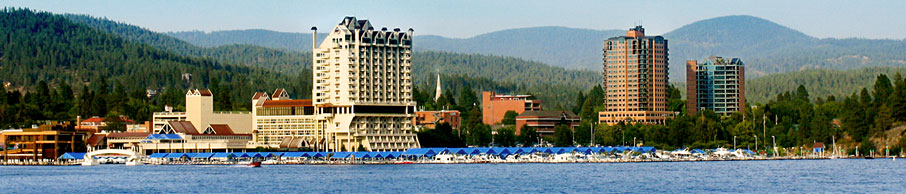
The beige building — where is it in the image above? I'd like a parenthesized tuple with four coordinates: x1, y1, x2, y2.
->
(250, 89, 320, 150)
(140, 121, 254, 154)
(151, 89, 253, 134)
(599, 26, 673, 125)
(308, 16, 420, 152)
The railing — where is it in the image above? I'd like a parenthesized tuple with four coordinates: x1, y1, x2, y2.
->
(153, 112, 186, 116)
(214, 111, 251, 114)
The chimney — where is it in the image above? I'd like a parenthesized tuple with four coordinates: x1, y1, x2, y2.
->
(311, 27, 318, 50)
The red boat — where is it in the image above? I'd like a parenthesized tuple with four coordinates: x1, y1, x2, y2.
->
(248, 161, 262, 167)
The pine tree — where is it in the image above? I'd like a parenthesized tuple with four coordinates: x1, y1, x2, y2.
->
(892, 73, 906, 121)
(457, 84, 477, 109)
(572, 91, 585, 114)
(795, 85, 809, 102)
(873, 74, 893, 104)
(553, 124, 573, 147)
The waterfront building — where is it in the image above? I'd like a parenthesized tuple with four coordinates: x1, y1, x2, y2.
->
(151, 89, 252, 134)
(76, 116, 136, 133)
(515, 110, 580, 136)
(685, 56, 746, 115)
(125, 121, 152, 133)
(599, 26, 672, 125)
(414, 110, 461, 130)
(250, 89, 319, 149)
(105, 132, 151, 150)
(151, 105, 185, 133)
(139, 121, 254, 154)
(309, 16, 420, 151)
(0, 122, 90, 160)
(481, 91, 542, 125)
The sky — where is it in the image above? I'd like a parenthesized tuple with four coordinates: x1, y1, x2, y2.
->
(3, 0, 905, 39)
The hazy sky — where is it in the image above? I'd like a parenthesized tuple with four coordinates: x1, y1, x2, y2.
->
(3, 0, 905, 39)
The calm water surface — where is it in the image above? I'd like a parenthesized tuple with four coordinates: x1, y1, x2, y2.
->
(1, 159, 904, 193)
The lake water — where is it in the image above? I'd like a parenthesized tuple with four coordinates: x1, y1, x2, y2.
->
(0, 159, 903, 193)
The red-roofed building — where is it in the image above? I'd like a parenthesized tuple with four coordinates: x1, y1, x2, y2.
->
(76, 116, 136, 133)
(272, 88, 289, 100)
(414, 110, 461, 130)
(515, 110, 580, 136)
(203, 124, 235, 135)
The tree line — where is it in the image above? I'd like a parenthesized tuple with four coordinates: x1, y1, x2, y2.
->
(414, 72, 906, 156)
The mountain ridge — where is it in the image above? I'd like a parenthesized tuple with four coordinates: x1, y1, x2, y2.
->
(166, 15, 906, 81)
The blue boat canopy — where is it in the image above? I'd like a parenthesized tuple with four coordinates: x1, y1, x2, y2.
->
(559, 147, 576, 154)
(58, 152, 86, 160)
(283, 152, 303, 157)
(145, 134, 182, 140)
(352, 152, 371, 158)
(211, 152, 235, 158)
(428, 148, 449, 155)
(402, 148, 437, 157)
(192, 153, 214, 158)
(311, 152, 328, 158)
(447, 148, 465, 155)
(385, 152, 402, 158)
(330, 152, 353, 159)
(165, 153, 188, 158)
(462, 148, 480, 155)
(149, 153, 168, 158)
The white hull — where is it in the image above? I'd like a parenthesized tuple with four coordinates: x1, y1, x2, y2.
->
(125, 161, 144, 166)
(81, 160, 99, 166)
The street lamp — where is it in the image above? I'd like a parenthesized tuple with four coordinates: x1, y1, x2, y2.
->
(772, 135, 777, 157)
(733, 136, 737, 150)
(763, 113, 767, 150)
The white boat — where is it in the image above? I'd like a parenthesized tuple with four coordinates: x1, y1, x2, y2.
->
(125, 157, 144, 166)
(81, 159, 99, 166)
(434, 154, 454, 163)
(712, 148, 731, 158)
(552, 153, 576, 163)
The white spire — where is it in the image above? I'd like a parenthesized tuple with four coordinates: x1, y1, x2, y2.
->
(434, 73, 442, 102)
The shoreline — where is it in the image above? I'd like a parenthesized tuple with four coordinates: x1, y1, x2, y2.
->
(0, 156, 868, 166)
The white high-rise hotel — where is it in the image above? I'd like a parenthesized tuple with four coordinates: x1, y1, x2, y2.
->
(154, 17, 421, 152)
(308, 16, 420, 151)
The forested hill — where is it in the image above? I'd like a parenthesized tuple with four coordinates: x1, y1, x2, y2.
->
(415, 27, 623, 71)
(746, 66, 906, 103)
(0, 8, 311, 123)
(71, 14, 602, 109)
(5, 9, 602, 111)
(167, 27, 624, 71)
(167, 29, 328, 52)
(64, 14, 312, 76)
(168, 15, 906, 82)
(665, 15, 906, 78)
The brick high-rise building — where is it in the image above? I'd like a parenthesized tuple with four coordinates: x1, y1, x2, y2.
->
(686, 56, 746, 116)
(599, 26, 672, 125)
